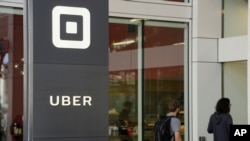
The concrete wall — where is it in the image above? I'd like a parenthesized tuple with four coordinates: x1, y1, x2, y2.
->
(223, 62, 247, 124)
(109, 0, 191, 21)
(192, 0, 222, 141)
(248, 0, 250, 124)
(224, 0, 248, 37)
(0, 0, 23, 7)
(219, 36, 247, 62)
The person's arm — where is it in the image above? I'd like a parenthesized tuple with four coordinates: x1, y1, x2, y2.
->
(226, 114, 233, 132)
(174, 131, 182, 141)
(171, 118, 182, 141)
(207, 115, 213, 133)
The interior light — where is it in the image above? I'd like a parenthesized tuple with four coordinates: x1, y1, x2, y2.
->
(14, 64, 19, 68)
(173, 42, 184, 46)
(130, 19, 142, 23)
(113, 39, 135, 46)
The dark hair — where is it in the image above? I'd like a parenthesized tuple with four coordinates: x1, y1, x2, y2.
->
(216, 98, 230, 113)
(123, 101, 132, 109)
(168, 99, 180, 112)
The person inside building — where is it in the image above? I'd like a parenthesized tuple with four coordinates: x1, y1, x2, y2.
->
(117, 101, 133, 135)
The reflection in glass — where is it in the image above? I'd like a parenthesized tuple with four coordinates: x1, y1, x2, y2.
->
(0, 7, 23, 141)
(109, 19, 138, 141)
(143, 22, 186, 141)
(109, 18, 188, 141)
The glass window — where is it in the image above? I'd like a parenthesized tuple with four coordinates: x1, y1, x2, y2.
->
(143, 21, 187, 141)
(109, 18, 188, 141)
(0, 6, 23, 141)
(109, 18, 139, 141)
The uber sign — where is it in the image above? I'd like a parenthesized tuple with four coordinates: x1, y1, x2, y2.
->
(52, 6, 91, 49)
(24, 0, 108, 141)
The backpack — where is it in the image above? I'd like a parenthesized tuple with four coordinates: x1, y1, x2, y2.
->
(154, 115, 174, 141)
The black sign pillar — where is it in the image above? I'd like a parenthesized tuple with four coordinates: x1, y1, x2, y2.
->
(24, 0, 108, 141)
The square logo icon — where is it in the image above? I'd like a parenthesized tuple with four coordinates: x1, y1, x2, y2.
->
(52, 6, 90, 49)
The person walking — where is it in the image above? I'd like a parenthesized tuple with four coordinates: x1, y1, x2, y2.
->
(167, 99, 182, 141)
(207, 97, 233, 141)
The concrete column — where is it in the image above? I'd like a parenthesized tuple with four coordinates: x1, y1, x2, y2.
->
(248, 0, 250, 124)
(192, 0, 222, 141)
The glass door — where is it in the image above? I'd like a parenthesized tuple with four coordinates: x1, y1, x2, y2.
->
(109, 18, 139, 141)
(108, 18, 189, 141)
(0, 6, 23, 141)
(143, 21, 188, 141)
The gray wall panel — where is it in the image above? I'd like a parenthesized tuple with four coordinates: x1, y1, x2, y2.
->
(25, 0, 108, 140)
(32, 0, 108, 65)
(33, 64, 108, 137)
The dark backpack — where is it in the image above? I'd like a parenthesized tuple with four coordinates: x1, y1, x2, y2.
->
(154, 115, 174, 141)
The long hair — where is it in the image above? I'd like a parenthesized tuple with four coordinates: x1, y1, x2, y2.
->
(215, 98, 230, 113)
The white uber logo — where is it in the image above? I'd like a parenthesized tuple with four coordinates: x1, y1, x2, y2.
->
(52, 6, 90, 49)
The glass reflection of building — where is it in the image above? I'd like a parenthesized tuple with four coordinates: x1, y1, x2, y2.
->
(108, 18, 187, 141)
(0, 6, 24, 141)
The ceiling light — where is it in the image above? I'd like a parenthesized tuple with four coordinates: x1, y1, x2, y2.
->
(113, 39, 136, 46)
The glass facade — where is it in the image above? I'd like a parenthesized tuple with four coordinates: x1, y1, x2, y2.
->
(108, 18, 188, 141)
(109, 18, 139, 141)
(143, 21, 186, 141)
(0, 5, 189, 141)
(0, 6, 23, 141)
